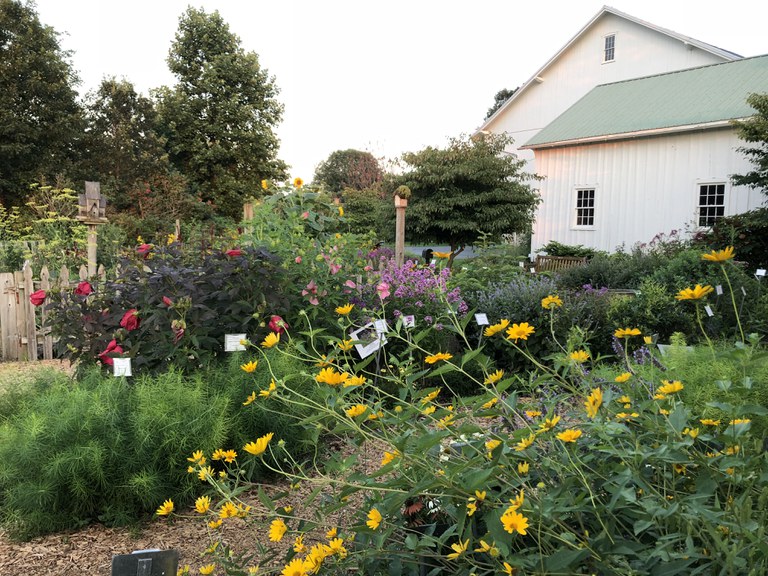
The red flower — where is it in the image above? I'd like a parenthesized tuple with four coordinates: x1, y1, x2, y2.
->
(98, 339, 124, 366)
(162, 296, 173, 307)
(74, 281, 93, 296)
(120, 309, 140, 331)
(225, 248, 243, 257)
(269, 315, 288, 334)
(137, 244, 152, 258)
(29, 289, 46, 306)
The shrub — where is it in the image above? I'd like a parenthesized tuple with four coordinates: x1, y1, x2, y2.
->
(450, 243, 526, 294)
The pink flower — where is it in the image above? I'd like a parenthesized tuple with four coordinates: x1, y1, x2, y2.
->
(98, 339, 124, 366)
(74, 281, 93, 296)
(345, 280, 357, 289)
(301, 211, 309, 219)
(295, 256, 302, 264)
(226, 248, 243, 257)
(329, 263, 342, 275)
(162, 296, 173, 307)
(377, 282, 390, 300)
(29, 289, 47, 306)
(120, 309, 140, 331)
(137, 244, 152, 258)
(269, 315, 289, 333)
(364, 265, 373, 272)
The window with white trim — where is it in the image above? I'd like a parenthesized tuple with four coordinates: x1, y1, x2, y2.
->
(604, 34, 615, 62)
(575, 189, 595, 227)
(698, 183, 725, 226)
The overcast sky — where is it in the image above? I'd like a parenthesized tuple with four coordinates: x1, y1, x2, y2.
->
(34, 0, 768, 181)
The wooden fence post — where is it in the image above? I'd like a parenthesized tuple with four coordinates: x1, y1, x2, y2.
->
(22, 263, 37, 361)
(40, 266, 53, 359)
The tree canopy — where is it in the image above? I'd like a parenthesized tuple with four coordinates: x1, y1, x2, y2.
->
(0, 0, 83, 206)
(732, 92, 768, 196)
(396, 133, 540, 257)
(485, 87, 517, 120)
(313, 149, 383, 195)
(155, 7, 287, 218)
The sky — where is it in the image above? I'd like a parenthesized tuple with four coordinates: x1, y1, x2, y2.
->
(33, 0, 768, 181)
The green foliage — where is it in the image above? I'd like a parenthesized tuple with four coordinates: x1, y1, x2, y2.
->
(0, 0, 84, 206)
(732, 92, 768, 196)
(450, 243, 527, 294)
(156, 7, 287, 219)
(696, 207, 768, 269)
(540, 240, 601, 258)
(340, 187, 392, 239)
(396, 133, 541, 253)
(313, 149, 383, 195)
(485, 87, 517, 119)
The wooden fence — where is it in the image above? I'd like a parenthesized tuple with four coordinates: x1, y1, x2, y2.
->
(0, 262, 106, 361)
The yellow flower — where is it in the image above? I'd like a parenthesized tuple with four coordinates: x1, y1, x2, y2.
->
(187, 450, 206, 464)
(432, 250, 452, 259)
(658, 380, 684, 395)
(517, 461, 530, 474)
(539, 414, 561, 432)
(156, 499, 174, 516)
(343, 374, 366, 387)
(333, 338, 351, 352)
(701, 246, 735, 262)
(502, 562, 517, 575)
(700, 418, 721, 426)
(222, 449, 237, 463)
(212, 448, 226, 460)
(335, 303, 354, 315)
(466, 501, 477, 516)
(240, 360, 258, 373)
(293, 534, 306, 553)
(425, 352, 452, 364)
(659, 408, 670, 415)
(654, 393, 667, 400)
(195, 495, 211, 514)
(725, 444, 741, 455)
(243, 391, 257, 405)
(327, 537, 347, 558)
(509, 488, 525, 510)
(485, 439, 502, 456)
(501, 508, 529, 535)
(525, 410, 542, 418)
(280, 558, 306, 576)
(437, 413, 455, 429)
(614, 327, 641, 339)
(483, 319, 509, 337)
(261, 179, 269, 190)
(345, 404, 367, 418)
(421, 388, 441, 404)
(315, 367, 349, 386)
(259, 380, 277, 398)
(381, 450, 400, 466)
(615, 372, 632, 383)
(293, 177, 304, 188)
(326, 527, 338, 539)
(569, 349, 589, 363)
(244, 432, 274, 456)
(484, 369, 504, 385)
(269, 518, 288, 542)
(644, 335, 653, 344)
(617, 395, 631, 404)
(474, 490, 486, 502)
(200, 564, 216, 575)
(366, 508, 382, 530)
(676, 284, 714, 301)
(674, 463, 686, 475)
(514, 434, 536, 452)
(207, 519, 222, 529)
(219, 501, 239, 519)
(616, 412, 639, 421)
(474, 539, 499, 556)
(556, 429, 583, 442)
(584, 387, 602, 418)
(481, 397, 498, 409)
(446, 539, 469, 560)
(338, 205, 344, 217)
(730, 418, 751, 425)
(261, 332, 280, 348)
(198, 466, 214, 481)
(422, 405, 436, 415)
(683, 427, 700, 439)
(541, 294, 563, 309)
(506, 322, 535, 342)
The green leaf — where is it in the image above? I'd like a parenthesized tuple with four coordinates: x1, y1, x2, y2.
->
(544, 548, 590, 572)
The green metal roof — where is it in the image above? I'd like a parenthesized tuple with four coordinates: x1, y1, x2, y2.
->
(524, 55, 768, 148)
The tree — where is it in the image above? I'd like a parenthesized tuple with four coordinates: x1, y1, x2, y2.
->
(0, 0, 83, 206)
(396, 133, 540, 263)
(485, 87, 517, 120)
(732, 92, 768, 196)
(155, 7, 287, 219)
(314, 149, 383, 195)
(81, 78, 171, 211)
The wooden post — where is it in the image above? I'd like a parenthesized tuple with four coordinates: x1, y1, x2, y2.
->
(243, 202, 255, 235)
(394, 195, 408, 267)
(22, 263, 37, 361)
(77, 182, 108, 279)
(40, 266, 53, 360)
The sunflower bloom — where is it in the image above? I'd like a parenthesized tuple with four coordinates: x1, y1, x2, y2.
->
(517, 461, 530, 474)
(343, 374, 367, 387)
(658, 380, 684, 395)
(338, 339, 354, 351)
(474, 539, 499, 556)
(514, 434, 536, 452)
(702, 246, 735, 262)
(541, 295, 563, 309)
(446, 539, 469, 560)
(244, 432, 274, 456)
(219, 501, 239, 519)
(156, 499, 174, 516)
(506, 322, 535, 342)
(315, 367, 349, 386)
(676, 284, 714, 301)
(525, 410, 542, 418)
(187, 450, 206, 464)
(501, 508, 529, 535)
(425, 352, 452, 364)
(327, 537, 348, 558)
(614, 327, 641, 339)
(240, 360, 258, 373)
(259, 380, 277, 398)
(557, 429, 583, 442)
(293, 177, 304, 188)
(484, 319, 509, 337)
(539, 414, 561, 432)
(484, 369, 504, 385)
(345, 404, 367, 418)
(569, 350, 589, 363)
(584, 387, 602, 418)
(269, 518, 288, 542)
(261, 332, 280, 348)
(366, 508, 382, 530)
(195, 496, 211, 514)
(335, 303, 354, 315)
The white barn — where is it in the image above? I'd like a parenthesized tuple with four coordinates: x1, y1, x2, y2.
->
(522, 56, 768, 253)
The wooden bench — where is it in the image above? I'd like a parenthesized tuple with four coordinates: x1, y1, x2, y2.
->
(534, 255, 588, 273)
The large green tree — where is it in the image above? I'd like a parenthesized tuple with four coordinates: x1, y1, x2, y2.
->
(0, 0, 83, 206)
(313, 149, 383, 195)
(485, 87, 517, 120)
(732, 92, 768, 196)
(156, 7, 287, 219)
(397, 133, 540, 260)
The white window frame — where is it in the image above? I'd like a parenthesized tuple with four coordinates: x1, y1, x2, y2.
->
(697, 182, 726, 227)
(573, 188, 596, 229)
(603, 33, 616, 63)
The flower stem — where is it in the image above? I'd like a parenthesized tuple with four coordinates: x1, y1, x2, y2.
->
(720, 264, 745, 343)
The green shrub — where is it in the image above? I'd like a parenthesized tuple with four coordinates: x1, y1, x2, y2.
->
(450, 244, 526, 294)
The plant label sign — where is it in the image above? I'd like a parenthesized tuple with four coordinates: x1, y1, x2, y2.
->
(350, 321, 388, 359)
(704, 305, 714, 317)
(756, 269, 766, 277)
(715, 285, 723, 295)
(113, 357, 132, 377)
(225, 334, 247, 352)
(403, 315, 416, 328)
(474, 313, 489, 326)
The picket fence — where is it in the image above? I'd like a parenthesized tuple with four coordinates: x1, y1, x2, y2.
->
(0, 262, 107, 361)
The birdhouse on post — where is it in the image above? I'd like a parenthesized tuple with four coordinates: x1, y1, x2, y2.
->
(393, 186, 410, 267)
(76, 182, 108, 278)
